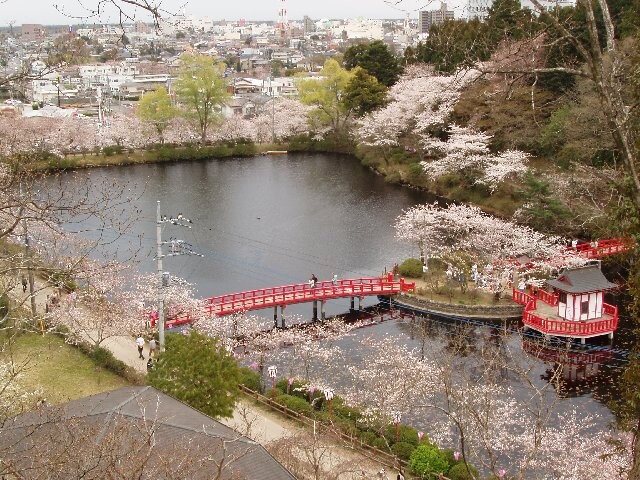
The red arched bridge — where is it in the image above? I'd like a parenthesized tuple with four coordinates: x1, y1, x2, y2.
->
(151, 238, 632, 330)
(564, 237, 633, 258)
(151, 275, 415, 329)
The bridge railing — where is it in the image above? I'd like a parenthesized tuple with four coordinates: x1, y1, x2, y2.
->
(565, 237, 633, 258)
(149, 277, 415, 325)
(203, 276, 413, 314)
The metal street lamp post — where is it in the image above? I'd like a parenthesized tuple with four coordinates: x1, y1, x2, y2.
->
(324, 388, 334, 417)
(268, 365, 278, 399)
(393, 411, 402, 444)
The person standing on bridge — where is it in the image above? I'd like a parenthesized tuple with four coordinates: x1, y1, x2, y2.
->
(310, 274, 318, 287)
(332, 273, 338, 286)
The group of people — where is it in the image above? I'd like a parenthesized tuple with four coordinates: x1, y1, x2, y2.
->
(373, 468, 404, 480)
(308, 273, 339, 288)
(135, 335, 157, 371)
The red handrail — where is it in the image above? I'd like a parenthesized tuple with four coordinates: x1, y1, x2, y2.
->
(512, 289, 535, 307)
(565, 237, 633, 258)
(536, 289, 559, 306)
(523, 301, 618, 336)
(149, 277, 415, 327)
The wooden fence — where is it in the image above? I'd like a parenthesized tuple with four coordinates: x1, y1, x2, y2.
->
(238, 384, 409, 471)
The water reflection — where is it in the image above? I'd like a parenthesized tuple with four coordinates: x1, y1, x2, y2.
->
(522, 335, 624, 401)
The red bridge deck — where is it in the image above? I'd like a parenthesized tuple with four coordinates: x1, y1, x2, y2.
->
(203, 276, 415, 316)
(155, 276, 415, 328)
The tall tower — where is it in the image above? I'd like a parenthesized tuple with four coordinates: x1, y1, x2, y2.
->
(278, 0, 288, 38)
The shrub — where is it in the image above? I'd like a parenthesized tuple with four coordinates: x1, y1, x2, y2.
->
(334, 402, 363, 423)
(274, 394, 313, 415)
(448, 463, 480, 480)
(238, 367, 262, 392)
(407, 162, 426, 183)
(392, 441, 416, 460)
(409, 444, 449, 479)
(384, 424, 420, 447)
(276, 378, 308, 398)
(102, 145, 124, 156)
(360, 430, 379, 446)
(371, 437, 388, 451)
(398, 258, 423, 278)
(385, 171, 402, 184)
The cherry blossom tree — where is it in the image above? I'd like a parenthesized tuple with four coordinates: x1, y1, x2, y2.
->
(195, 313, 364, 384)
(251, 98, 312, 143)
(394, 202, 587, 286)
(341, 334, 630, 479)
(0, 360, 41, 424)
(355, 66, 529, 189)
(419, 124, 529, 191)
(357, 67, 472, 154)
(45, 263, 201, 347)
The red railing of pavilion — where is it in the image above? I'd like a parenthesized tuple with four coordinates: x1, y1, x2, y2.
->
(513, 288, 618, 337)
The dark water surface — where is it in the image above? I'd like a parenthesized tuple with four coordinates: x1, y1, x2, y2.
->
(46, 152, 631, 425)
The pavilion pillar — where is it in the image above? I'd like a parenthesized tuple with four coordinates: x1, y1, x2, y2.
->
(608, 331, 614, 341)
(280, 305, 286, 328)
(321, 300, 326, 320)
(274, 306, 278, 328)
(350, 297, 355, 311)
(313, 300, 318, 321)
(580, 337, 586, 345)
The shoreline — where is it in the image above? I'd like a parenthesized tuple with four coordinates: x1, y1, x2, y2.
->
(393, 292, 524, 321)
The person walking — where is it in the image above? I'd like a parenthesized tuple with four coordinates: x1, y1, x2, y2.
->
(136, 335, 145, 359)
(149, 338, 157, 358)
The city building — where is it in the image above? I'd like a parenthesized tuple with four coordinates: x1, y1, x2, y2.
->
(466, 0, 493, 20)
(419, 3, 455, 34)
(303, 15, 316, 34)
(20, 24, 46, 41)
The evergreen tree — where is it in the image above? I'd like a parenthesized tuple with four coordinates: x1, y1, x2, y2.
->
(342, 68, 388, 117)
(147, 331, 242, 419)
(343, 40, 402, 86)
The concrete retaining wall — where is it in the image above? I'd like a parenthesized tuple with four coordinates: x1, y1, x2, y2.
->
(394, 293, 524, 321)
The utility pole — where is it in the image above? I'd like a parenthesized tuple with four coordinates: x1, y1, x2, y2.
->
(156, 201, 165, 350)
(19, 182, 37, 319)
(155, 200, 202, 351)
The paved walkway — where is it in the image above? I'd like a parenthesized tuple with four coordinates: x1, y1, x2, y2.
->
(11, 278, 402, 479)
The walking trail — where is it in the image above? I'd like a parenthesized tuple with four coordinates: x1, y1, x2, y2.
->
(12, 280, 403, 479)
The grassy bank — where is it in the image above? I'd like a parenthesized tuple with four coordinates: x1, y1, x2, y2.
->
(21, 141, 291, 173)
(1, 333, 128, 404)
